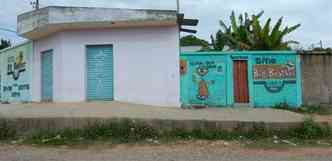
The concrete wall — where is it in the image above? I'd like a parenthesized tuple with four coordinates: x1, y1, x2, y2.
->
(32, 26, 180, 107)
(301, 54, 332, 105)
(180, 51, 302, 108)
(18, 6, 177, 40)
(0, 41, 33, 102)
(33, 33, 63, 102)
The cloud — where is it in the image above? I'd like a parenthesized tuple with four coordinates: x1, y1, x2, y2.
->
(1, 0, 331, 48)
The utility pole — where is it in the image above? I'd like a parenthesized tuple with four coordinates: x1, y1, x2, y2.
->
(176, 0, 181, 58)
(176, 0, 180, 13)
(320, 40, 323, 49)
(36, 0, 39, 10)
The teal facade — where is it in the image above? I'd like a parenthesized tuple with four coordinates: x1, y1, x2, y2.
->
(180, 51, 302, 108)
(0, 41, 33, 102)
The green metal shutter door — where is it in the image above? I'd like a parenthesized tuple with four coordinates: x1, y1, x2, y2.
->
(41, 50, 53, 102)
(87, 45, 114, 101)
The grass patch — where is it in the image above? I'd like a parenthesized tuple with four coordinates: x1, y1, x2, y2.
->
(0, 118, 331, 147)
(274, 103, 332, 115)
(0, 120, 16, 140)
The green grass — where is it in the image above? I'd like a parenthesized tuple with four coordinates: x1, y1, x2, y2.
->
(274, 103, 332, 115)
(0, 120, 16, 140)
(0, 118, 331, 147)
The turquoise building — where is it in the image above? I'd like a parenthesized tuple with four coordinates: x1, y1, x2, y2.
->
(180, 51, 302, 108)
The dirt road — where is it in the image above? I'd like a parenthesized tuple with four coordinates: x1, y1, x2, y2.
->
(1, 142, 331, 161)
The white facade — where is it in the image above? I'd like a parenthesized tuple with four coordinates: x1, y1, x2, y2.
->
(32, 26, 180, 107)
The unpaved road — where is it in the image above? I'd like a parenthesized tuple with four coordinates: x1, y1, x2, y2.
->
(1, 142, 332, 161)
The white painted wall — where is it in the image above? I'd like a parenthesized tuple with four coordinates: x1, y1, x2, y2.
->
(33, 33, 63, 102)
(32, 26, 180, 107)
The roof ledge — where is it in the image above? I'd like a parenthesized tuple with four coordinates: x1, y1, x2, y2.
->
(17, 6, 178, 40)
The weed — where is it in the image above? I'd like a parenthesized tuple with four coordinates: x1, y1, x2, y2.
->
(298, 105, 332, 115)
(274, 102, 292, 110)
(0, 118, 331, 146)
(290, 118, 331, 139)
(274, 103, 332, 115)
(0, 120, 16, 140)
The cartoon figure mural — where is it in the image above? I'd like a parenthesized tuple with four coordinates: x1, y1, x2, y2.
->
(180, 56, 228, 107)
(195, 66, 209, 100)
(192, 65, 216, 101)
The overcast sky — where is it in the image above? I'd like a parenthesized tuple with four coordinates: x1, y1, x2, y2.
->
(1, 0, 331, 49)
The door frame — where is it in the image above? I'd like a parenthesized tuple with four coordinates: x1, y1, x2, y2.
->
(85, 44, 114, 101)
(233, 60, 249, 104)
(228, 55, 254, 107)
(40, 49, 54, 102)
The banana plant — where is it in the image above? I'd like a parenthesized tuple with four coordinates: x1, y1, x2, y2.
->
(211, 11, 300, 51)
(251, 16, 301, 50)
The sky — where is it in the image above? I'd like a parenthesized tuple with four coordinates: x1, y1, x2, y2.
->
(0, 0, 331, 49)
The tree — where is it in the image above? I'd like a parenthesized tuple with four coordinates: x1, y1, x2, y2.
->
(180, 35, 209, 47)
(211, 11, 301, 51)
(0, 39, 11, 50)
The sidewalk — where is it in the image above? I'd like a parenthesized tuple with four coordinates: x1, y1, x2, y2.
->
(0, 102, 307, 133)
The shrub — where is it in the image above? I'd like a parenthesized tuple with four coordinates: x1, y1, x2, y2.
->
(0, 121, 16, 140)
(290, 118, 331, 139)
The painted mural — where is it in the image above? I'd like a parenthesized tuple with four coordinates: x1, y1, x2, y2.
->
(180, 55, 227, 107)
(180, 52, 302, 108)
(251, 55, 301, 107)
(0, 42, 33, 102)
(253, 57, 296, 93)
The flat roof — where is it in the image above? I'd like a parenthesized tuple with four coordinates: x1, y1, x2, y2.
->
(18, 6, 178, 40)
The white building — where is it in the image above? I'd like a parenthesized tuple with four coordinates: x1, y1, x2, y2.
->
(17, 6, 180, 107)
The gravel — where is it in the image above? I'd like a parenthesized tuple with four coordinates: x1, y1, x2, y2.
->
(0, 142, 332, 161)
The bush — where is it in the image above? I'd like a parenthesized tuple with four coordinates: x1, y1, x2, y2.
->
(290, 118, 331, 139)
(298, 105, 332, 115)
(1, 118, 331, 145)
(274, 103, 332, 115)
(0, 121, 16, 140)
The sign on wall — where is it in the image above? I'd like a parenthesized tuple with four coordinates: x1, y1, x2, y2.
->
(253, 57, 296, 93)
(0, 42, 33, 102)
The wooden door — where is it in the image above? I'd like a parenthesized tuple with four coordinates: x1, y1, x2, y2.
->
(233, 60, 249, 103)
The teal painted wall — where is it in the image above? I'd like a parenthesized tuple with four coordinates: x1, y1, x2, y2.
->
(180, 54, 228, 107)
(0, 41, 33, 102)
(180, 51, 302, 108)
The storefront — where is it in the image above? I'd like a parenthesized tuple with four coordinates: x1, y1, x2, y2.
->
(1, 6, 181, 107)
(180, 51, 302, 108)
